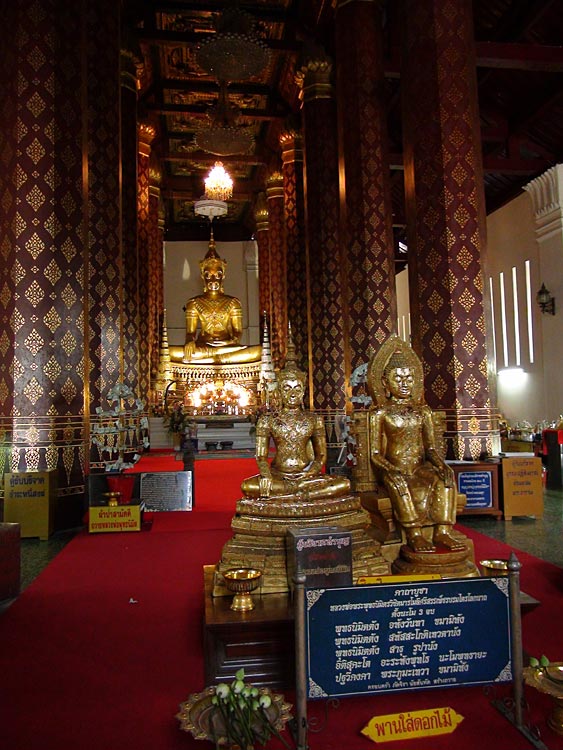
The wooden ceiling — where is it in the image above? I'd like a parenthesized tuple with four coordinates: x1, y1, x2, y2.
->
(125, 0, 563, 252)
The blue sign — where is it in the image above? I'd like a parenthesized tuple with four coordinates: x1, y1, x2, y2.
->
(458, 470, 493, 508)
(305, 578, 511, 699)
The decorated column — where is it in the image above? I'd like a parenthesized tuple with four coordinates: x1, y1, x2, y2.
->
(402, 0, 497, 459)
(281, 126, 309, 376)
(266, 172, 287, 369)
(0, 1, 127, 523)
(148, 164, 163, 392)
(335, 0, 397, 371)
(296, 55, 347, 411)
(254, 192, 271, 330)
(137, 123, 155, 403)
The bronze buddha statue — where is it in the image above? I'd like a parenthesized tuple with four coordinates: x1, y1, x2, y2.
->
(169, 237, 261, 365)
(367, 336, 463, 553)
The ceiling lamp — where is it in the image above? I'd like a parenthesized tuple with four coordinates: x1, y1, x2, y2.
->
(204, 161, 233, 201)
(195, 7, 270, 82)
(193, 162, 233, 221)
(193, 82, 254, 156)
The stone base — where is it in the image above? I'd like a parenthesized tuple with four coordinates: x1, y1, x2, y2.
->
(213, 494, 390, 596)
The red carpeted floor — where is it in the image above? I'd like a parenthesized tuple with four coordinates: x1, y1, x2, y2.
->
(1, 457, 562, 750)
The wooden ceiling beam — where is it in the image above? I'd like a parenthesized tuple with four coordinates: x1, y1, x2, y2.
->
(475, 41, 563, 72)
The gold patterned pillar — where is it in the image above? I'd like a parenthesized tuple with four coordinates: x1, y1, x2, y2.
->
(281, 126, 309, 377)
(148, 164, 163, 392)
(266, 172, 287, 369)
(402, 0, 497, 459)
(335, 0, 397, 370)
(137, 123, 155, 404)
(254, 192, 271, 331)
(296, 56, 348, 412)
(121, 49, 140, 395)
(0, 1, 125, 524)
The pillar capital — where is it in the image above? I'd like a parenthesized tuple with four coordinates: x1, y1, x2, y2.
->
(254, 192, 269, 232)
(280, 127, 303, 164)
(295, 58, 333, 102)
(266, 171, 284, 199)
(524, 163, 563, 242)
(138, 123, 156, 156)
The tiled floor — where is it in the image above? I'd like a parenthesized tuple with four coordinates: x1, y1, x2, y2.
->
(7, 488, 563, 600)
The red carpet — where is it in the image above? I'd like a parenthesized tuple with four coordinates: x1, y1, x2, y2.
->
(1, 458, 562, 750)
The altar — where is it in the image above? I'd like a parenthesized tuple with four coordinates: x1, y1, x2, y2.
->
(195, 415, 255, 452)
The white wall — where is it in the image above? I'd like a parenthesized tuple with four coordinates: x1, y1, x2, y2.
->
(163, 239, 260, 348)
(486, 193, 548, 424)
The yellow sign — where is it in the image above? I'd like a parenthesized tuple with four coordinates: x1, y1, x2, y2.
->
(89, 505, 141, 533)
(361, 706, 463, 743)
(4, 471, 56, 540)
(357, 573, 441, 585)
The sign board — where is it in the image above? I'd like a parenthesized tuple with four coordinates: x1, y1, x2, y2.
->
(89, 503, 142, 533)
(4, 471, 56, 540)
(140, 471, 192, 512)
(305, 577, 511, 699)
(501, 456, 543, 519)
(457, 470, 493, 509)
(286, 527, 352, 590)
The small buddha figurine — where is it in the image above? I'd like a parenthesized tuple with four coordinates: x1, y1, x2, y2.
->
(169, 234, 261, 364)
(241, 331, 350, 501)
(367, 336, 463, 553)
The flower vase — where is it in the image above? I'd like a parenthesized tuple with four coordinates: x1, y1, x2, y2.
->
(172, 433, 182, 451)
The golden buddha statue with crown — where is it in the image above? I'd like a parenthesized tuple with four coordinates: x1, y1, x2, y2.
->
(213, 329, 390, 596)
(169, 235, 261, 365)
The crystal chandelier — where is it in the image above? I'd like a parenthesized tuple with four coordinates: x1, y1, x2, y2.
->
(204, 162, 233, 201)
(193, 162, 233, 221)
(196, 7, 270, 83)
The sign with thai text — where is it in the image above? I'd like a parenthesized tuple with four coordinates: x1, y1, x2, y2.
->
(305, 577, 511, 699)
(457, 470, 493, 508)
(89, 504, 141, 533)
(140, 471, 192, 511)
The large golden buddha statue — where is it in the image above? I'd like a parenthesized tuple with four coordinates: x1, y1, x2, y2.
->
(169, 236, 261, 365)
(367, 336, 463, 554)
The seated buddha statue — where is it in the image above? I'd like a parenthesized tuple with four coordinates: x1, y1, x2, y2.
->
(367, 336, 463, 553)
(241, 333, 350, 502)
(169, 236, 261, 365)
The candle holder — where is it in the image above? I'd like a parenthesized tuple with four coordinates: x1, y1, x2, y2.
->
(223, 568, 262, 611)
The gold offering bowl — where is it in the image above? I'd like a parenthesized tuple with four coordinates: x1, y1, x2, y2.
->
(480, 558, 509, 576)
(223, 568, 262, 611)
(524, 663, 563, 735)
(103, 491, 121, 507)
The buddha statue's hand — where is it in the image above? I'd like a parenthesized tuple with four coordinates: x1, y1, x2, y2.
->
(183, 340, 197, 360)
(388, 469, 410, 497)
(437, 463, 455, 488)
(258, 475, 272, 498)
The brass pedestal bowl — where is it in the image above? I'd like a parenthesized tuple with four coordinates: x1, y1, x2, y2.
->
(524, 662, 563, 735)
(223, 568, 262, 611)
(480, 559, 509, 576)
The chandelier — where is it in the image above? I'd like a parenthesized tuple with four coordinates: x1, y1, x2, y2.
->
(193, 162, 233, 221)
(193, 82, 254, 157)
(196, 7, 270, 83)
(204, 162, 233, 201)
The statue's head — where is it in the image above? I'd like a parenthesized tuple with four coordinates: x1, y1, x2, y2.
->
(277, 324, 306, 407)
(200, 235, 227, 294)
(382, 351, 414, 401)
(367, 336, 424, 406)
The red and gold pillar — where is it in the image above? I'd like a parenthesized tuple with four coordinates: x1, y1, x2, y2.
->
(281, 126, 309, 376)
(137, 123, 155, 404)
(148, 164, 164, 390)
(253, 193, 271, 334)
(335, 0, 397, 370)
(296, 56, 347, 411)
(0, 1, 126, 522)
(266, 172, 287, 369)
(402, 0, 497, 459)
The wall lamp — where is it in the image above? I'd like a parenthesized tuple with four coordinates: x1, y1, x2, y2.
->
(536, 283, 555, 315)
